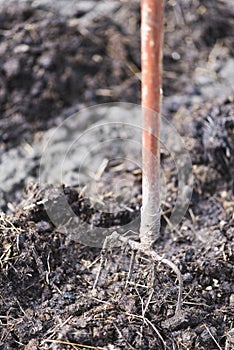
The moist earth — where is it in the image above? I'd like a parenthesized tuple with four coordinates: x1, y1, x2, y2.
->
(0, 1, 233, 349)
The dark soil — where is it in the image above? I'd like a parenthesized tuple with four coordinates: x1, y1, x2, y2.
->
(0, 1, 233, 349)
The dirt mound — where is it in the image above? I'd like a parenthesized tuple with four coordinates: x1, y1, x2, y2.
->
(0, 1, 233, 349)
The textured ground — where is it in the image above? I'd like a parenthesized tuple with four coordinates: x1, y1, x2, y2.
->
(0, 1, 233, 349)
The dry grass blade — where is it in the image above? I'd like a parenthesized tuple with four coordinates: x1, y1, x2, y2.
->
(43, 339, 104, 349)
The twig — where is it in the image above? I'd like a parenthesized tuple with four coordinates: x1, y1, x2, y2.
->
(125, 232, 181, 313)
(125, 249, 137, 289)
(140, 0, 164, 245)
(204, 324, 222, 350)
(145, 318, 167, 350)
(92, 237, 108, 291)
(118, 233, 183, 314)
(45, 252, 51, 285)
(43, 339, 104, 349)
(113, 324, 136, 350)
(125, 311, 167, 350)
(93, 231, 183, 315)
(42, 315, 74, 341)
(162, 213, 183, 237)
(143, 287, 154, 318)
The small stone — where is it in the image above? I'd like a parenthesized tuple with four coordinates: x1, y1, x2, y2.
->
(36, 220, 52, 233)
(45, 313, 51, 321)
(219, 220, 227, 229)
(183, 273, 193, 282)
(230, 294, 234, 307)
(226, 328, 234, 344)
(14, 44, 30, 53)
(38, 53, 53, 68)
(206, 286, 212, 291)
(67, 18, 79, 27)
(213, 279, 219, 287)
(3, 58, 20, 77)
(172, 51, 181, 60)
(25, 339, 38, 350)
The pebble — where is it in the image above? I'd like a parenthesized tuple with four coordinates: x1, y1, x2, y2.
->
(14, 44, 30, 53)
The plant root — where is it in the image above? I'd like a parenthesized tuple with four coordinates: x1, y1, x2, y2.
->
(93, 231, 183, 316)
